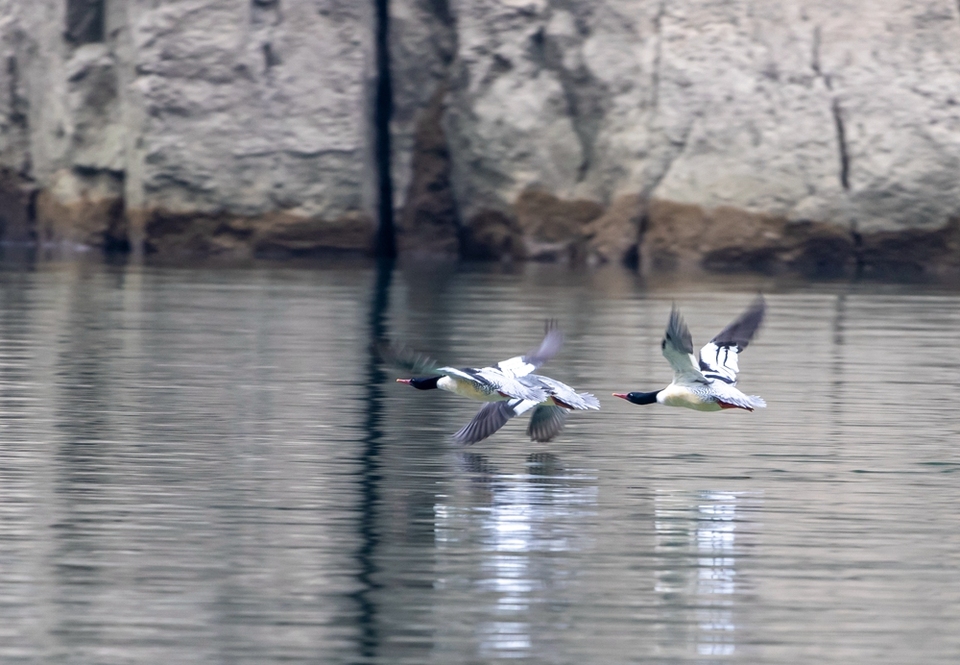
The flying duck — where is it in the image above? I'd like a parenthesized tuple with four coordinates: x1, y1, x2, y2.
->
(614, 295, 767, 412)
(452, 372, 600, 445)
(391, 322, 599, 444)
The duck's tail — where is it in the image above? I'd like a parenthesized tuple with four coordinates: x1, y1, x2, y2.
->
(745, 395, 767, 410)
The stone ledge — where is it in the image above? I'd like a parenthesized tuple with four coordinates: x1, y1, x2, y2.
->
(139, 209, 376, 258)
(643, 199, 856, 277)
(462, 190, 612, 262)
(643, 198, 960, 279)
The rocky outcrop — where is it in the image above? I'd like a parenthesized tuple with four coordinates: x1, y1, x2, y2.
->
(1, 0, 959, 276)
(1, 0, 378, 256)
(426, 0, 960, 275)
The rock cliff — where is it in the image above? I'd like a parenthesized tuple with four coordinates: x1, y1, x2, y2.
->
(2, 0, 378, 256)
(2, 0, 959, 276)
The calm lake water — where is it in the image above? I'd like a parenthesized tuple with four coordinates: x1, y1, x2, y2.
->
(0, 258, 958, 664)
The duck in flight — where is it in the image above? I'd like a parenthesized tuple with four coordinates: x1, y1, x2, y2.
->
(613, 295, 767, 412)
(390, 322, 600, 444)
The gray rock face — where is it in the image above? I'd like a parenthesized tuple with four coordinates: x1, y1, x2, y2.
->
(124, 0, 378, 254)
(432, 0, 960, 272)
(650, 0, 960, 233)
(126, 1, 374, 214)
(444, 1, 658, 212)
(1, 0, 378, 255)
(389, 0, 459, 255)
(1, 0, 959, 274)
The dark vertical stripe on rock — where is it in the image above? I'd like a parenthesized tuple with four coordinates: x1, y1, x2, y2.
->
(374, 0, 397, 258)
(831, 98, 850, 191)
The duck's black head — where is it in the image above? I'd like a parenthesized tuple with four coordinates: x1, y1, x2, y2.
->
(613, 390, 660, 405)
(397, 376, 441, 390)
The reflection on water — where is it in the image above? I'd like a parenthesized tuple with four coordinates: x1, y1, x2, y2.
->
(1, 260, 960, 664)
(354, 258, 394, 661)
(654, 491, 761, 660)
(435, 453, 598, 660)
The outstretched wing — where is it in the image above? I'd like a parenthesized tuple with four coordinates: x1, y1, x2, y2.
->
(698, 295, 766, 385)
(527, 405, 569, 442)
(376, 341, 444, 374)
(452, 401, 519, 445)
(496, 320, 564, 377)
(662, 305, 709, 386)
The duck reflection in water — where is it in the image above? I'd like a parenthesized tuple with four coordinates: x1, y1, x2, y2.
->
(653, 490, 761, 660)
(435, 451, 598, 659)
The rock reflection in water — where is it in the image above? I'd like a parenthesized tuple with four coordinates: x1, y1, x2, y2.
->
(434, 452, 598, 660)
(654, 490, 761, 660)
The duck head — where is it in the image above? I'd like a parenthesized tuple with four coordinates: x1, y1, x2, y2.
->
(612, 390, 660, 405)
(397, 376, 441, 390)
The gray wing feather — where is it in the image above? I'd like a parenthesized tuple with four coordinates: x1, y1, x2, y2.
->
(497, 320, 565, 377)
(522, 320, 564, 371)
(376, 341, 443, 374)
(527, 405, 569, 442)
(709, 294, 766, 350)
(662, 305, 708, 385)
(452, 401, 518, 445)
(665, 306, 694, 355)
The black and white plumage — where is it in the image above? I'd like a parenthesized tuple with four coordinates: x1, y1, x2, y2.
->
(451, 373, 601, 445)
(614, 295, 767, 412)
(389, 322, 599, 445)
(384, 327, 557, 404)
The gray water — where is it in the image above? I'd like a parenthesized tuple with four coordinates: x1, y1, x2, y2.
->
(0, 259, 958, 664)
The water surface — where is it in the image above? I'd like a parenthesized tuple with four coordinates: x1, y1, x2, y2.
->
(0, 259, 958, 664)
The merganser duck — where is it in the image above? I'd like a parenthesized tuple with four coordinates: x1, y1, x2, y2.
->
(614, 295, 767, 412)
(392, 322, 599, 444)
(451, 372, 600, 445)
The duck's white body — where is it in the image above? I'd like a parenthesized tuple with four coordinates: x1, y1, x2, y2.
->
(436, 371, 523, 401)
(656, 383, 724, 411)
(437, 375, 494, 400)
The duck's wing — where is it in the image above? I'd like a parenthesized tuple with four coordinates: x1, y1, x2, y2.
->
(527, 405, 569, 442)
(662, 305, 710, 386)
(376, 340, 444, 374)
(452, 401, 518, 445)
(698, 295, 766, 385)
(496, 320, 564, 378)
